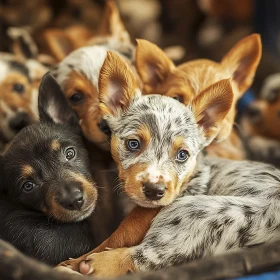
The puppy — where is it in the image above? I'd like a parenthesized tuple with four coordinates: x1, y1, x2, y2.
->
(58, 51, 280, 277)
(241, 73, 280, 166)
(0, 73, 100, 265)
(0, 53, 48, 150)
(134, 34, 261, 160)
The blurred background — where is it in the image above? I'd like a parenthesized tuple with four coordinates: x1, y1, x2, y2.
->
(0, 0, 279, 164)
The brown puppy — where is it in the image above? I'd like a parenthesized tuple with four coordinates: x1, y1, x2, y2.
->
(135, 34, 261, 160)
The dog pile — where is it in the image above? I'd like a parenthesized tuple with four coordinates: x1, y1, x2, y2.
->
(0, 1, 280, 279)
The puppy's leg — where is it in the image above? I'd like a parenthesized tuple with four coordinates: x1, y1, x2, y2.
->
(81, 195, 280, 277)
(56, 206, 160, 272)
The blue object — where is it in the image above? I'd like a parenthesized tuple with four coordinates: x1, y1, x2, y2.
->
(232, 270, 280, 280)
(237, 89, 256, 115)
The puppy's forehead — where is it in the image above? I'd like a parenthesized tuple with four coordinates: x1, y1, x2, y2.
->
(53, 46, 108, 88)
(118, 95, 200, 150)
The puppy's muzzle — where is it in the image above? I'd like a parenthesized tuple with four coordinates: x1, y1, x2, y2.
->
(143, 182, 165, 201)
(9, 112, 30, 132)
(57, 185, 84, 211)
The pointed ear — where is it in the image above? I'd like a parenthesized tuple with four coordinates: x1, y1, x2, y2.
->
(135, 39, 175, 93)
(8, 27, 38, 60)
(42, 29, 75, 62)
(192, 79, 233, 143)
(98, 51, 139, 116)
(221, 34, 262, 95)
(38, 72, 80, 130)
(98, 0, 131, 44)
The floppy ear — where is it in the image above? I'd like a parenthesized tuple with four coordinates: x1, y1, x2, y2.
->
(98, 51, 139, 117)
(8, 27, 38, 60)
(38, 72, 80, 130)
(221, 34, 262, 95)
(192, 79, 233, 144)
(135, 39, 175, 94)
(98, 0, 131, 44)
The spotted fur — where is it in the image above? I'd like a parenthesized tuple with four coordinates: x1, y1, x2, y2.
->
(69, 51, 280, 277)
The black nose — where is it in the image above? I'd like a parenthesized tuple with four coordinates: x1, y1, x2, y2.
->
(58, 189, 84, 211)
(246, 106, 261, 120)
(98, 119, 111, 135)
(9, 112, 30, 132)
(143, 182, 165, 201)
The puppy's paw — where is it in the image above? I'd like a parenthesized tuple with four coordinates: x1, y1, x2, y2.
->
(79, 248, 135, 277)
(56, 256, 86, 272)
(55, 265, 82, 275)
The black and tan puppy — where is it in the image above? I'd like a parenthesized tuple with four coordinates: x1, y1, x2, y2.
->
(0, 73, 110, 265)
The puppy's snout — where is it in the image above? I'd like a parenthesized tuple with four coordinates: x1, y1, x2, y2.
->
(58, 187, 84, 211)
(143, 182, 165, 201)
(9, 112, 30, 132)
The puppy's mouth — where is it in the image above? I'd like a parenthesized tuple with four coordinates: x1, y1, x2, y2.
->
(51, 200, 96, 223)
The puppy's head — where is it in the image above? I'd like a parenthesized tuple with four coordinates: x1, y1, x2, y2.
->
(0, 55, 47, 144)
(52, 46, 111, 150)
(98, 51, 233, 207)
(242, 73, 280, 141)
(135, 34, 261, 141)
(0, 73, 97, 222)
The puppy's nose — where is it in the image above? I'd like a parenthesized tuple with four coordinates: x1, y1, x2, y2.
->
(9, 112, 30, 132)
(143, 182, 165, 200)
(59, 189, 84, 211)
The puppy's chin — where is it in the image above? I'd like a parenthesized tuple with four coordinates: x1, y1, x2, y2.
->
(128, 194, 176, 208)
(50, 202, 96, 223)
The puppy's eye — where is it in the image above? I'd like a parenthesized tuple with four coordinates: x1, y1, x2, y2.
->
(98, 119, 111, 136)
(22, 181, 36, 192)
(176, 150, 189, 162)
(13, 83, 25, 94)
(173, 96, 184, 103)
(267, 89, 278, 103)
(69, 92, 84, 105)
(65, 148, 76, 160)
(126, 139, 140, 151)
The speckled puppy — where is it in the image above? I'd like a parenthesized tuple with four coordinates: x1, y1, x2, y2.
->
(59, 51, 280, 277)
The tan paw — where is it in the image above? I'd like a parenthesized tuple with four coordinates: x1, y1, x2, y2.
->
(80, 248, 135, 277)
(56, 256, 87, 272)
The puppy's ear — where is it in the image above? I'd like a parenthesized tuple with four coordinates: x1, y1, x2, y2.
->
(135, 39, 175, 94)
(8, 27, 38, 60)
(192, 79, 233, 144)
(98, 0, 131, 44)
(98, 51, 139, 116)
(221, 34, 262, 95)
(38, 72, 80, 130)
(42, 29, 74, 62)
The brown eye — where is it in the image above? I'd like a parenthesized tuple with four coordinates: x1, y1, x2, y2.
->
(13, 83, 25, 94)
(69, 92, 84, 105)
(267, 89, 278, 103)
(173, 96, 184, 103)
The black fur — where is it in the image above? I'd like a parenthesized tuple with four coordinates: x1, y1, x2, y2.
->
(0, 73, 114, 265)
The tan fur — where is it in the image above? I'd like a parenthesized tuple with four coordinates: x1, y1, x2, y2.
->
(51, 139, 60, 151)
(98, 51, 138, 116)
(21, 165, 34, 177)
(0, 72, 36, 118)
(243, 99, 280, 141)
(135, 35, 262, 159)
(63, 70, 109, 150)
(47, 171, 97, 222)
(57, 206, 160, 272)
